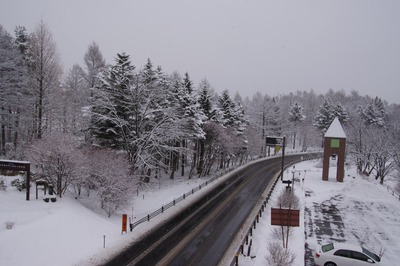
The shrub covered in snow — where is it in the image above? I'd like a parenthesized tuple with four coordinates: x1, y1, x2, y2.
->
(266, 241, 296, 266)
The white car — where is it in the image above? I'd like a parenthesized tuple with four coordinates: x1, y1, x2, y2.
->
(314, 242, 381, 266)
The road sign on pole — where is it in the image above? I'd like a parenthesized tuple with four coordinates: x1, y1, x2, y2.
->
(271, 207, 300, 227)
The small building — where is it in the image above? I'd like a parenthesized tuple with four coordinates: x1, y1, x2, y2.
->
(322, 117, 346, 182)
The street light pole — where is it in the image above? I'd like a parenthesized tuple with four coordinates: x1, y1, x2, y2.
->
(281, 136, 286, 181)
(291, 166, 296, 193)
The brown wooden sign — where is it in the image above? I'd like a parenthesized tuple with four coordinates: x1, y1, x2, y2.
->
(122, 214, 127, 234)
(271, 208, 300, 227)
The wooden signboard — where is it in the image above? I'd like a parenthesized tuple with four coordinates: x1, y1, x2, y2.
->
(271, 208, 300, 227)
(122, 214, 127, 234)
(0, 160, 30, 200)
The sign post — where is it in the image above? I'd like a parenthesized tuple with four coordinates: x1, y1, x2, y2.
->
(265, 136, 286, 180)
(0, 160, 30, 200)
(271, 206, 300, 248)
(122, 214, 127, 234)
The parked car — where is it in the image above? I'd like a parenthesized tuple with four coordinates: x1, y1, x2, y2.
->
(314, 242, 381, 266)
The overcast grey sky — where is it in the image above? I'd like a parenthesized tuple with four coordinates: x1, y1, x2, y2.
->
(1, 0, 399, 103)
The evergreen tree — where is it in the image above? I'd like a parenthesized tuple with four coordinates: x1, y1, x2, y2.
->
(288, 102, 306, 149)
(267, 98, 283, 136)
(183, 72, 193, 94)
(358, 97, 386, 127)
(334, 102, 350, 123)
(90, 53, 135, 149)
(14, 25, 29, 60)
(289, 102, 306, 124)
(197, 80, 216, 121)
(218, 90, 234, 126)
(313, 97, 336, 134)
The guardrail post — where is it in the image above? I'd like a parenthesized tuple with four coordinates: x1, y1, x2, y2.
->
(245, 235, 248, 245)
(247, 239, 252, 257)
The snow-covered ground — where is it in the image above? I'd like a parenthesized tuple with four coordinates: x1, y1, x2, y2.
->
(1, 158, 399, 266)
(0, 166, 237, 266)
(235, 159, 400, 266)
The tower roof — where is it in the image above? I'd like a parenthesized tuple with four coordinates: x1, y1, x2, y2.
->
(325, 117, 346, 138)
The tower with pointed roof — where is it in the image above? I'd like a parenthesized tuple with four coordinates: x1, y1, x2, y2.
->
(322, 117, 346, 182)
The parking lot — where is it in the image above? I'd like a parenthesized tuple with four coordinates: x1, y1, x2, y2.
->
(300, 160, 400, 265)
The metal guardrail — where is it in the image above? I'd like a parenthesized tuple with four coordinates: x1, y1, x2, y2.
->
(128, 151, 322, 233)
(129, 168, 233, 231)
(230, 152, 322, 266)
(384, 184, 400, 201)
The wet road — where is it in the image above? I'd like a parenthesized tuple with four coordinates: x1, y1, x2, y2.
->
(105, 155, 309, 266)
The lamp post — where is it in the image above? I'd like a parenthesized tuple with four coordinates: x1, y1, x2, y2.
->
(291, 166, 296, 192)
(280, 136, 286, 181)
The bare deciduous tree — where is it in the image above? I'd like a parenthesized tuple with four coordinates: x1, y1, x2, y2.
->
(266, 241, 296, 266)
(29, 132, 80, 197)
(28, 20, 63, 139)
(84, 148, 135, 217)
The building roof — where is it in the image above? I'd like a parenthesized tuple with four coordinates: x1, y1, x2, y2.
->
(324, 117, 346, 138)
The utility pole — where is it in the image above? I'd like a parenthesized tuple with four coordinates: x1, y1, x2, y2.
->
(280, 136, 286, 180)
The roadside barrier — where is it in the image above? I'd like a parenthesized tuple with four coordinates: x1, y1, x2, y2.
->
(230, 152, 321, 266)
(129, 166, 235, 231)
(128, 151, 321, 236)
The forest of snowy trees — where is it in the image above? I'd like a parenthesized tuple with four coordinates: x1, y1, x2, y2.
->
(1, 21, 400, 215)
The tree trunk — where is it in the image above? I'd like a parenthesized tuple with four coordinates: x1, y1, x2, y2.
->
(293, 132, 296, 149)
(197, 139, 205, 174)
(181, 140, 186, 176)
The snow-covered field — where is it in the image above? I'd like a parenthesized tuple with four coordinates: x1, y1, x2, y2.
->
(0, 167, 235, 266)
(236, 159, 400, 266)
(1, 158, 399, 266)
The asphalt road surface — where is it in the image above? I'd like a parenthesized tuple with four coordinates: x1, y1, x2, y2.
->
(105, 154, 311, 266)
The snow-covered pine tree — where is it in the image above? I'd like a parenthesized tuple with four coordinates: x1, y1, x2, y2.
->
(183, 72, 193, 94)
(90, 52, 135, 149)
(313, 97, 336, 134)
(267, 97, 283, 137)
(289, 102, 306, 124)
(168, 72, 205, 178)
(334, 102, 350, 123)
(288, 102, 306, 149)
(358, 96, 387, 127)
(197, 79, 216, 121)
(218, 90, 234, 126)
(14, 25, 29, 61)
(216, 90, 248, 167)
